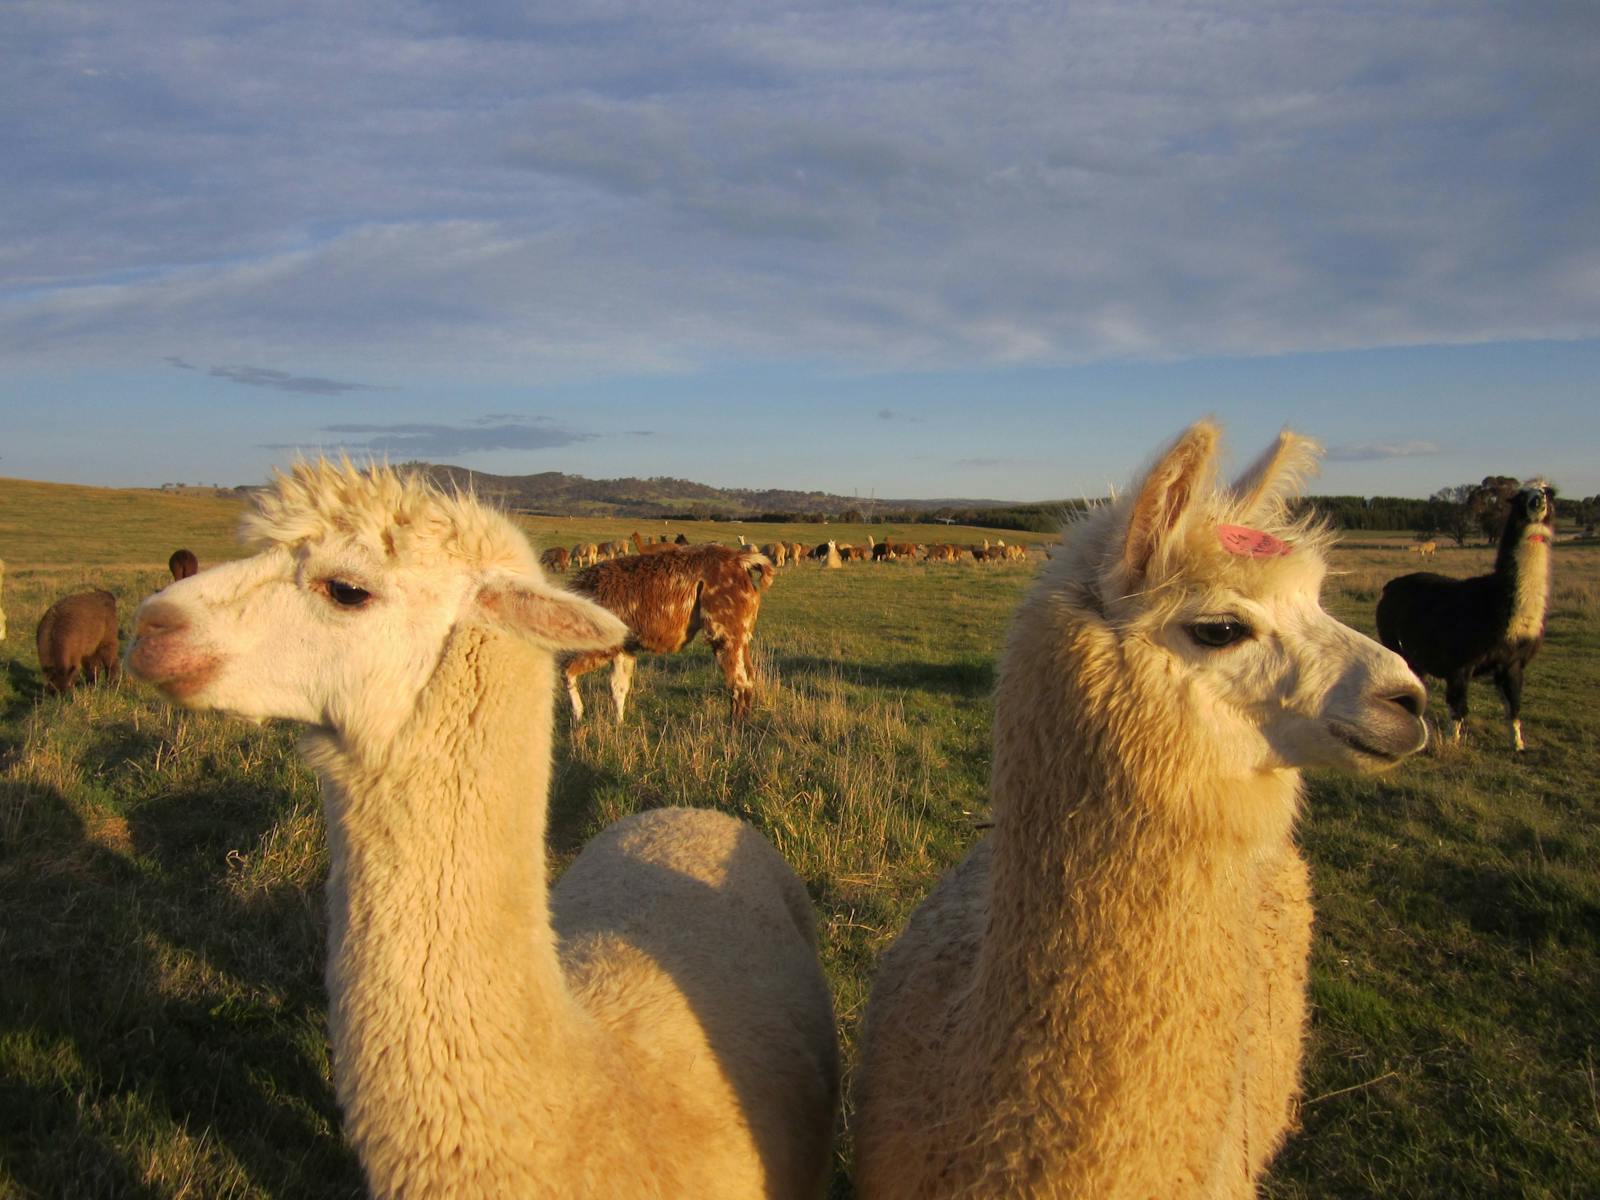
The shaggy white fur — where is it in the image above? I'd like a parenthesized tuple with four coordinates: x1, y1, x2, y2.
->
(854, 422, 1428, 1198)
(127, 461, 839, 1198)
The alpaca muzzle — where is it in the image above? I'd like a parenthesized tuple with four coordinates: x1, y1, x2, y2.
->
(127, 600, 221, 700)
(1329, 682, 1428, 763)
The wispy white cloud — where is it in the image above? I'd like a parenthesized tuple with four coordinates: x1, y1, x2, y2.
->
(262, 416, 596, 457)
(1, 1, 1596, 381)
(209, 364, 386, 395)
(1325, 440, 1443, 462)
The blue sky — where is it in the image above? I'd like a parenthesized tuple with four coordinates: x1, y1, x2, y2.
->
(3, 1, 1597, 500)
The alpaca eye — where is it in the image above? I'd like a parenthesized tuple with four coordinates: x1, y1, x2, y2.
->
(325, 580, 373, 609)
(1187, 619, 1251, 648)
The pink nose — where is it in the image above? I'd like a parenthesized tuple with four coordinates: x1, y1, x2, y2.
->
(135, 600, 189, 641)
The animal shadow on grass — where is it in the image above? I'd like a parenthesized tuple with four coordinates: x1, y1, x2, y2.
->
(78, 717, 163, 780)
(548, 751, 625, 857)
(1416, 852, 1600, 952)
(0, 660, 46, 755)
(0, 774, 365, 1198)
(776, 654, 994, 698)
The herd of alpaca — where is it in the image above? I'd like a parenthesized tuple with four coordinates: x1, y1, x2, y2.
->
(32, 420, 1553, 1194)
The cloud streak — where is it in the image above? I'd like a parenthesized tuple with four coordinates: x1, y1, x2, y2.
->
(208, 364, 386, 395)
(1325, 440, 1443, 462)
(262, 417, 596, 458)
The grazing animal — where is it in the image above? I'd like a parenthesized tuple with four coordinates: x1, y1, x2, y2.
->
(854, 422, 1427, 1199)
(564, 543, 775, 721)
(787, 542, 806, 567)
(36, 589, 120, 693)
(125, 461, 838, 1199)
(632, 531, 680, 555)
(761, 542, 789, 568)
(1376, 483, 1554, 751)
(1411, 540, 1438, 558)
(540, 546, 571, 572)
(168, 548, 199, 580)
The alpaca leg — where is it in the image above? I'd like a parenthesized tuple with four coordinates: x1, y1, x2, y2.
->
(1444, 672, 1470, 743)
(609, 653, 636, 721)
(565, 669, 585, 721)
(1494, 664, 1525, 752)
(712, 637, 754, 720)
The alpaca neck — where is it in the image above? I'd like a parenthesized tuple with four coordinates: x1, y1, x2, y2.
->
(1501, 523, 1551, 643)
(308, 625, 589, 1190)
(967, 602, 1295, 1173)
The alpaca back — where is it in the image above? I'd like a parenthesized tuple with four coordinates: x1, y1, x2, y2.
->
(553, 807, 839, 1200)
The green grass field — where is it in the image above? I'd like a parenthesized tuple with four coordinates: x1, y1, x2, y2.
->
(1, 477, 1596, 1198)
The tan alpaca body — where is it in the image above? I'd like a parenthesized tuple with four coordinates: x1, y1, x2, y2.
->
(856, 423, 1426, 1198)
(128, 463, 839, 1199)
(857, 638, 1310, 1198)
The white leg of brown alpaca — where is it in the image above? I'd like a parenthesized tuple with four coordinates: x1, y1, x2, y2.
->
(126, 463, 838, 1199)
(565, 668, 586, 721)
(610, 651, 637, 721)
(855, 423, 1427, 1199)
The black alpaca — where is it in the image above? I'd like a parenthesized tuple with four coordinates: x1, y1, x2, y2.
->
(1375, 484, 1554, 751)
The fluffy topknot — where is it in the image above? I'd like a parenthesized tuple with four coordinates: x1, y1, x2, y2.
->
(1051, 422, 1336, 614)
(241, 459, 539, 577)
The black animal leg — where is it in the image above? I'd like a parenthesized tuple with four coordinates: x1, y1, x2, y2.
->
(1444, 672, 1471, 744)
(1493, 663, 1526, 752)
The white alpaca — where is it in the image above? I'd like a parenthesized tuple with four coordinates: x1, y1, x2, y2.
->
(127, 462, 839, 1198)
(854, 422, 1428, 1198)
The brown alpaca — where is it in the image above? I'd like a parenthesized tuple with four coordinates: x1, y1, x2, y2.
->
(540, 546, 571, 572)
(168, 548, 199, 579)
(36, 589, 120, 693)
(855, 422, 1429, 1198)
(563, 544, 774, 721)
(631, 531, 680, 555)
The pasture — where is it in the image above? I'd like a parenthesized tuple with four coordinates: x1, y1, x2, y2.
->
(1, 476, 1597, 1198)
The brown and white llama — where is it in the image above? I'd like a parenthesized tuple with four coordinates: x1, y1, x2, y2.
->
(126, 462, 838, 1198)
(563, 543, 775, 721)
(854, 422, 1428, 1198)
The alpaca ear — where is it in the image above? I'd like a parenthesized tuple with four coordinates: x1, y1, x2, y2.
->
(1230, 429, 1322, 521)
(1119, 421, 1219, 587)
(475, 577, 628, 651)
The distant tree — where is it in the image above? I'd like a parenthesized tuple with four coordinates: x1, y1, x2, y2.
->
(1426, 484, 1479, 546)
(1468, 475, 1523, 543)
(840, 508, 863, 524)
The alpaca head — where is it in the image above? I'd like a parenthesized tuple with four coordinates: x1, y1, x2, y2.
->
(127, 460, 626, 741)
(1045, 421, 1426, 791)
(1506, 482, 1555, 541)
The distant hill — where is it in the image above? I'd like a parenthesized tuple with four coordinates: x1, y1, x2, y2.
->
(412, 463, 1019, 521)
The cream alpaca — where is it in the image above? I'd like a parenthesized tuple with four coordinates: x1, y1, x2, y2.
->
(854, 422, 1428, 1199)
(127, 461, 839, 1199)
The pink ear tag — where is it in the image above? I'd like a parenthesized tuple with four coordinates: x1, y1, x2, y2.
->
(1217, 524, 1291, 558)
